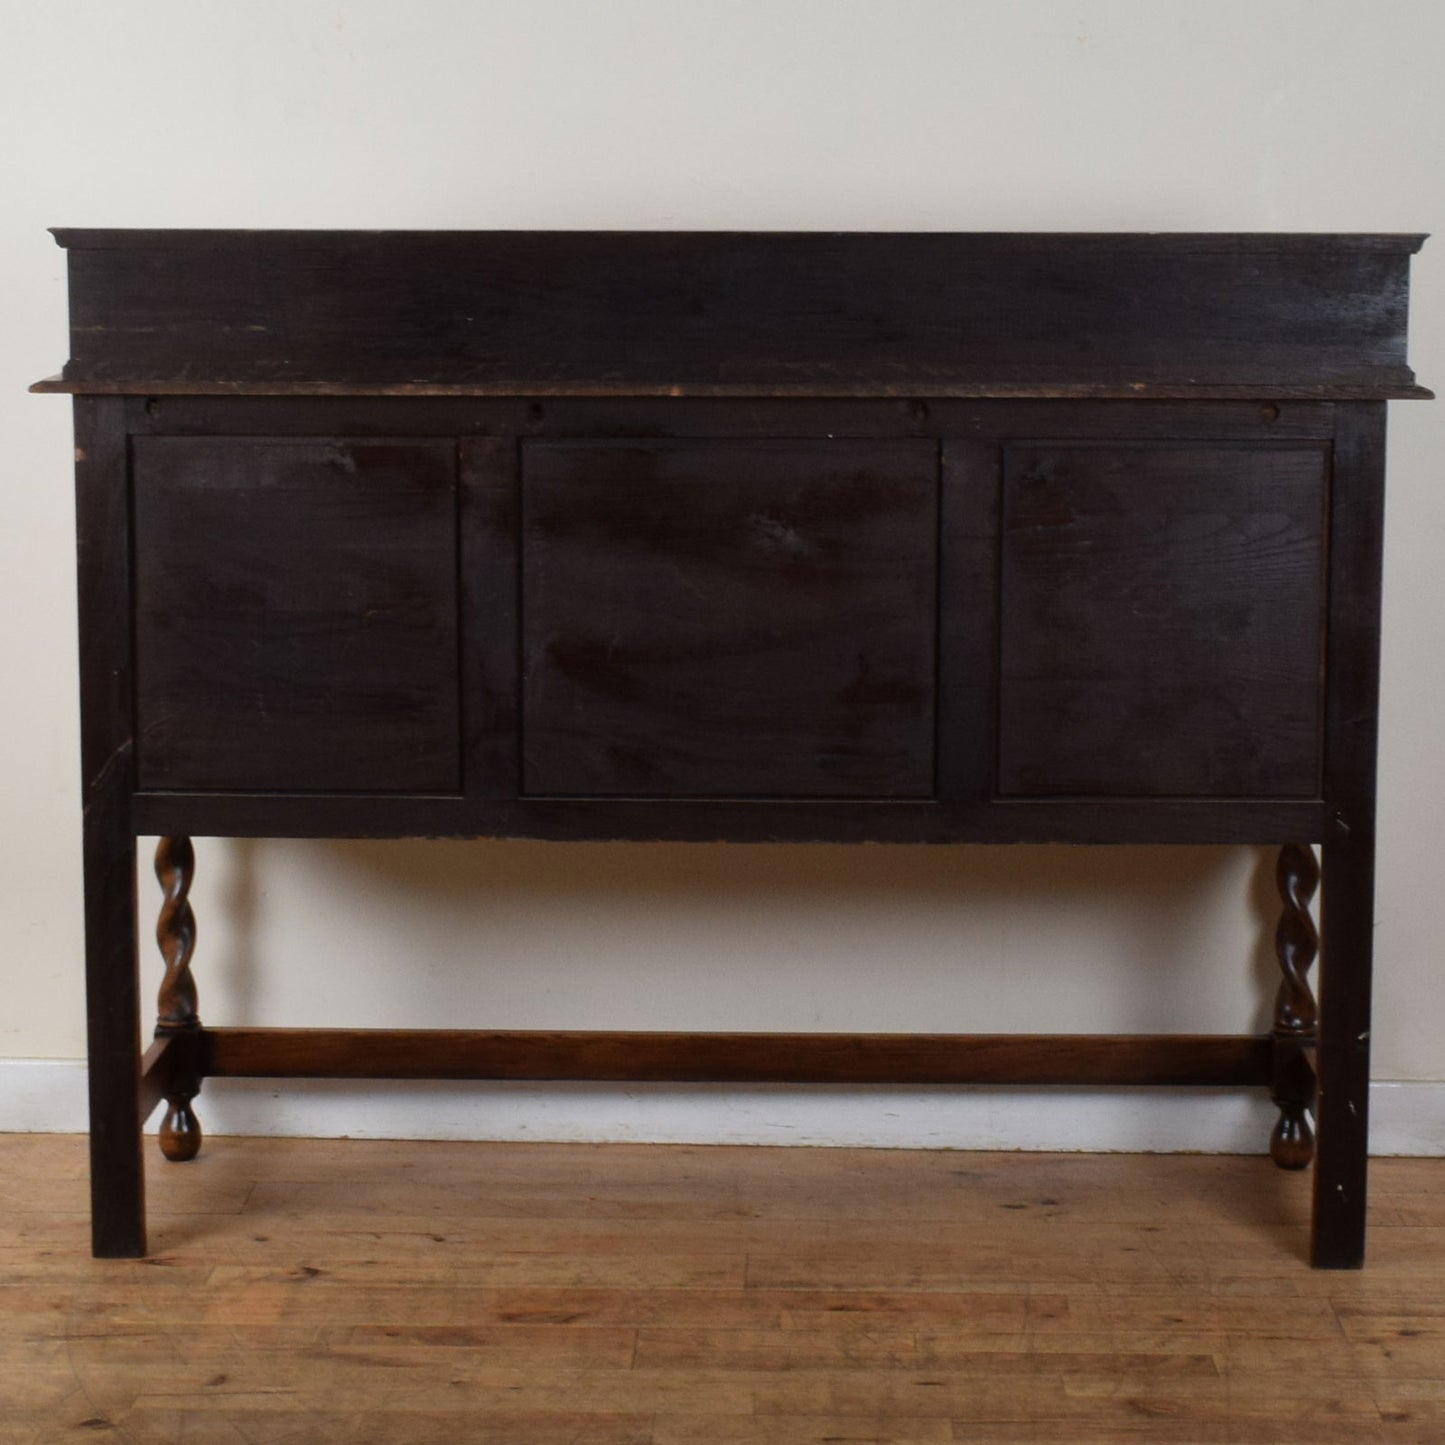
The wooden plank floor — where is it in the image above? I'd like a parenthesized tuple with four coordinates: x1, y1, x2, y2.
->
(3, 1136, 1445, 1443)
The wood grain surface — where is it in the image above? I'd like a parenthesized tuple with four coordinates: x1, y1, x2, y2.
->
(49, 237, 1424, 1272)
(131, 436, 461, 793)
(521, 439, 938, 798)
(43, 230, 1429, 397)
(998, 443, 1328, 798)
(195, 1027, 1273, 1087)
(72, 397, 147, 1259)
(4, 1135, 1444, 1442)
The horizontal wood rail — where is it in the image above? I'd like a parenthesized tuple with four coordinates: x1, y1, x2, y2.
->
(138, 1037, 174, 1123)
(197, 1028, 1274, 1088)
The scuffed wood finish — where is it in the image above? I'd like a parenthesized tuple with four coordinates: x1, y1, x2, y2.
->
(44, 232, 1427, 1265)
(1313, 404, 1390, 1270)
(137, 1036, 175, 1125)
(41, 230, 1429, 397)
(72, 396, 146, 1259)
(1271, 844, 1321, 1170)
(521, 439, 938, 798)
(153, 835, 202, 1163)
(198, 1027, 1273, 1087)
(131, 436, 461, 793)
(129, 789, 1331, 844)
(6, 1135, 1445, 1442)
(30, 374, 1438, 400)
(118, 393, 1347, 440)
(459, 437, 522, 799)
(998, 443, 1328, 797)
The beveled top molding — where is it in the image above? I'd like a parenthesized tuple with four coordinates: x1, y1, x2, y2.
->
(35, 230, 1431, 400)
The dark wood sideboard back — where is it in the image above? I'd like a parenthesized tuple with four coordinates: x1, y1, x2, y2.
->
(36, 230, 1428, 1267)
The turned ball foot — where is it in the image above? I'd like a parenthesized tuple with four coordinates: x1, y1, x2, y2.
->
(159, 1098, 202, 1162)
(1270, 1103, 1315, 1171)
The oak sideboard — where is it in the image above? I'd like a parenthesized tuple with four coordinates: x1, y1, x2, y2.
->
(36, 229, 1429, 1265)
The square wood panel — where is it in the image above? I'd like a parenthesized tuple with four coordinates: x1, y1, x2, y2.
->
(133, 437, 460, 793)
(521, 439, 938, 798)
(998, 443, 1328, 797)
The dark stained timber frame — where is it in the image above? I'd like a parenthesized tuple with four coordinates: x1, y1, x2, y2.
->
(41, 230, 1428, 1268)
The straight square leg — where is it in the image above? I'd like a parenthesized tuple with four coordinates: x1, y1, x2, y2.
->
(82, 825, 145, 1258)
(1311, 829, 1376, 1268)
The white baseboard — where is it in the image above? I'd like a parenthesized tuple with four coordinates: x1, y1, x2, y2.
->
(3, 1059, 1442, 1154)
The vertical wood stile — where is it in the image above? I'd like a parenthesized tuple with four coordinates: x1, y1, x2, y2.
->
(74, 395, 145, 1257)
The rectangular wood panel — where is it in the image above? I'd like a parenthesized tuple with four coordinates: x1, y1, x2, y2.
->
(521, 439, 939, 798)
(997, 443, 1328, 798)
(47, 231, 1427, 397)
(132, 437, 461, 792)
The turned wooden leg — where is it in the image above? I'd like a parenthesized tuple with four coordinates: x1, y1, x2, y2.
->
(1269, 843, 1320, 1170)
(155, 836, 203, 1162)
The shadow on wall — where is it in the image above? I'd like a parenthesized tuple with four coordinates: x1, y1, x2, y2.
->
(194, 838, 1290, 1038)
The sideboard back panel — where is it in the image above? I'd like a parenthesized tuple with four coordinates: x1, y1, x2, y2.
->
(132, 437, 461, 793)
(996, 442, 1328, 798)
(44, 230, 1427, 1265)
(519, 439, 939, 798)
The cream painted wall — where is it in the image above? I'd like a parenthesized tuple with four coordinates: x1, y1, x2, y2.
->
(2, 2, 1442, 1100)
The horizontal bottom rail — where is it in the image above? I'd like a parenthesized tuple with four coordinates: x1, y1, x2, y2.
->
(197, 1028, 1273, 1088)
(139, 1037, 173, 1122)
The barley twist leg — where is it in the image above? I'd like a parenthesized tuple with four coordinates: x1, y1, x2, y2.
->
(155, 836, 203, 1162)
(1270, 843, 1320, 1170)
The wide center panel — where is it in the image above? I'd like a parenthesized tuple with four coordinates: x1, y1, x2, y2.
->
(519, 439, 940, 798)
